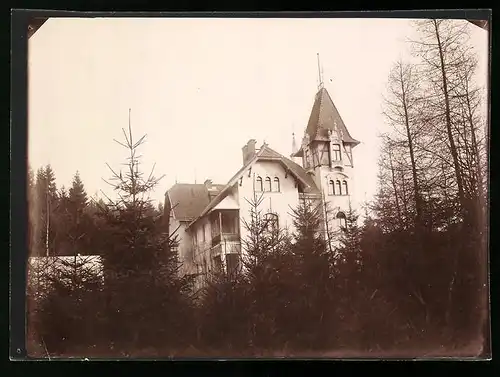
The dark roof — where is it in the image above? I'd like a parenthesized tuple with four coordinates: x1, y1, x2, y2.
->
(166, 183, 225, 222)
(280, 156, 319, 194)
(305, 87, 360, 145)
(260, 145, 319, 194)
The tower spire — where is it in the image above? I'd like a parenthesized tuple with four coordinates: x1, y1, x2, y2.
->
(317, 53, 324, 90)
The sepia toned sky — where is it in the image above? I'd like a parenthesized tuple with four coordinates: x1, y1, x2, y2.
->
(28, 17, 489, 207)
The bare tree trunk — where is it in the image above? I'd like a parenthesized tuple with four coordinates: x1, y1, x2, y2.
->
(388, 148, 403, 225)
(433, 19, 468, 221)
(398, 63, 423, 227)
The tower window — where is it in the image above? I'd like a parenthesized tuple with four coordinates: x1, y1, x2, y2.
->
(332, 144, 341, 161)
(321, 143, 330, 165)
(335, 180, 342, 195)
(336, 211, 347, 228)
(273, 177, 280, 192)
(328, 180, 335, 195)
(256, 176, 263, 192)
(342, 180, 349, 195)
(265, 177, 272, 192)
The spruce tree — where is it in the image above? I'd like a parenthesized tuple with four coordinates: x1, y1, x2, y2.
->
(239, 191, 291, 352)
(98, 110, 195, 352)
(288, 199, 332, 350)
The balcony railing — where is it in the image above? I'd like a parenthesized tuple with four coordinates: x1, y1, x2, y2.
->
(211, 233, 240, 247)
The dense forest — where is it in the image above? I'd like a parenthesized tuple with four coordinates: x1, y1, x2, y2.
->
(26, 19, 489, 358)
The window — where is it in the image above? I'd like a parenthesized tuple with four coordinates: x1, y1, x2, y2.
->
(332, 144, 341, 161)
(335, 180, 342, 195)
(328, 180, 335, 195)
(256, 176, 263, 192)
(321, 143, 330, 165)
(336, 211, 347, 228)
(264, 213, 279, 232)
(265, 177, 272, 192)
(342, 180, 349, 195)
(273, 177, 280, 192)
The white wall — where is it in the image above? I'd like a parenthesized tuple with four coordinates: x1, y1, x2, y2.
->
(238, 160, 300, 252)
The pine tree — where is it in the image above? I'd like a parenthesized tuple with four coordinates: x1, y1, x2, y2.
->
(33, 165, 59, 256)
(239, 190, 291, 352)
(288, 199, 332, 350)
(68, 171, 88, 216)
(98, 110, 196, 352)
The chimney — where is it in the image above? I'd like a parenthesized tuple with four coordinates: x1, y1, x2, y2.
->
(205, 179, 218, 199)
(242, 139, 257, 164)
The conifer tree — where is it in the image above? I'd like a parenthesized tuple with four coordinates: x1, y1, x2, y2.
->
(98, 110, 196, 352)
(287, 199, 332, 350)
(239, 190, 291, 351)
(33, 165, 58, 256)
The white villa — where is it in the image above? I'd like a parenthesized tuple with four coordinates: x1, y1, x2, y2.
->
(164, 84, 360, 286)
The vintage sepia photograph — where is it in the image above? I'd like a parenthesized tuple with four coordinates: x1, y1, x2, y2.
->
(22, 13, 490, 359)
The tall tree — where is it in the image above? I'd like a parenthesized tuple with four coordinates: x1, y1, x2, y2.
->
(98, 109, 195, 351)
(411, 19, 480, 224)
(288, 199, 332, 350)
(383, 60, 426, 228)
(239, 190, 291, 351)
(33, 165, 59, 256)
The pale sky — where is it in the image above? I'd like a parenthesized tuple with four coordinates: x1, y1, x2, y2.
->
(28, 17, 489, 207)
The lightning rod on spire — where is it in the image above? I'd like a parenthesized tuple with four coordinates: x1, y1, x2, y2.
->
(317, 53, 324, 89)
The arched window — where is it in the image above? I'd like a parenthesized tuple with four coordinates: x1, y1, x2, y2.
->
(273, 177, 280, 192)
(328, 180, 335, 195)
(335, 180, 342, 195)
(264, 213, 279, 232)
(256, 176, 263, 192)
(265, 177, 272, 192)
(342, 180, 349, 195)
(332, 144, 341, 161)
(336, 211, 347, 228)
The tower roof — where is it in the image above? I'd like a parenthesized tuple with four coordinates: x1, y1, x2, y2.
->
(305, 87, 360, 145)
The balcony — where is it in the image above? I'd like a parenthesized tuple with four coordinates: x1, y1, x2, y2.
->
(211, 233, 240, 246)
(210, 209, 240, 249)
(210, 239, 241, 258)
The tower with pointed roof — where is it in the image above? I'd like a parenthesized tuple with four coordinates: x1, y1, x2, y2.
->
(164, 57, 360, 288)
(291, 66, 360, 237)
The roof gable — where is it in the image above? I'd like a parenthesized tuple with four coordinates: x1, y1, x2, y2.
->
(186, 144, 320, 229)
(166, 183, 224, 222)
(305, 87, 360, 145)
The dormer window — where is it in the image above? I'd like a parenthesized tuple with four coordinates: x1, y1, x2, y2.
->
(332, 144, 341, 161)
